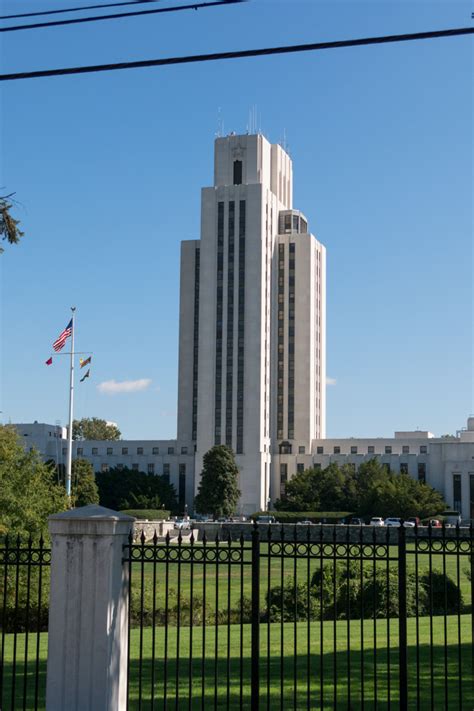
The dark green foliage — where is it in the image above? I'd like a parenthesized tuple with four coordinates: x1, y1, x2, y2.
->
(71, 459, 99, 507)
(276, 459, 445, 520)
(0, 194, 24, 253)
(120, 509, 170, 520)
(266, 565, 460, 622)
(72, 417, 121, 441)
(419, 570, 464, 615)
(194, 445, 240, 518)
(96, 467, 178, 512)
(0, 426, 68, 538)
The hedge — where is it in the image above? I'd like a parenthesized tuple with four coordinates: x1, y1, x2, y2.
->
(120, 509, 170, 520)
(251, 511, 354, 523)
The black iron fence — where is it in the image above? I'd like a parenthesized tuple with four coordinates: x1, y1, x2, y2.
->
(124, 523, 474, 710)
(0, 536, 51, 711)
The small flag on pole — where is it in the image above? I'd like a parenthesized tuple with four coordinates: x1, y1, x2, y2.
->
(80, 356, 91, 368)
(80, 369, 90, 383)
(45, 357, 53, 366)
(52, 319, 72, 352)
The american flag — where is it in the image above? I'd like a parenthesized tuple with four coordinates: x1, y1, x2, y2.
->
(52, 319, 72, 352)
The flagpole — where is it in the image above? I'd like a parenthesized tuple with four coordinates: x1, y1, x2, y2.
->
(66, 306, 76, 500)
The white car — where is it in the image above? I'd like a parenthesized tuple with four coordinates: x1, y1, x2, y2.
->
(174, 519, 191, 530)
(384, 518, 401, 527)
(369, 517, 385, 526)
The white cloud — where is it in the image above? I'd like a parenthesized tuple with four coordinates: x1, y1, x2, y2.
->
(97, 378, 152, 395)
(326, 377, 337, 386)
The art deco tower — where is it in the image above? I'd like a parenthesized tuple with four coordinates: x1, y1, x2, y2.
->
(177, 133, 326, 513)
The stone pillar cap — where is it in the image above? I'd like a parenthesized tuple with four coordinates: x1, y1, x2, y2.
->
(49, 504, 135, 522)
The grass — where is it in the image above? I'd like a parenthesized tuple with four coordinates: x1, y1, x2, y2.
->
(2, 615, 473, 709)
(130, 542, 473, 612)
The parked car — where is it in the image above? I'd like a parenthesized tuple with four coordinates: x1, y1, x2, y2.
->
(384, 518, 402, 527)
(369, 517, 385, 526)
(406, 517, 421, 527)
(402, 520, 416, 528)
(174, 519, 191, 530)
(349, 517, 363, 526)
(297, 520, 313, 525)
(428, 519, 442, 528)
(256, 515, 276, 524)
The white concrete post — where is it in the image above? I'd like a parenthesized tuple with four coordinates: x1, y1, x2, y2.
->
(46, 505, 135, 711)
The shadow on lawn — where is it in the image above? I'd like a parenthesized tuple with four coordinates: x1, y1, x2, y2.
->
(127, 641, 473, 710)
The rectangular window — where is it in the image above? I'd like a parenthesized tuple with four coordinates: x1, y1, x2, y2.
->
(168, 447, 174, 455)
(470, 474, 474, 520)
(181, 446, 188, 455)
(179, 464, 186, 511)
(107, 447, 113, 456)
(298, 446, 305, 454)
(117, 464, 123, 471)
(368, 446, 375, 454)
(317, 446, 324, 454)
(101, 463, 109, 473)
(132, 463, 139, 471)
(453, 473, 462, 511)
(400, 463, 409, 475)
(402, 445, 410, 454)
(236, 200, 246, 453)
(122, 447, 128, 455)
(152, 447, 159, 455)
(92, 447, 98, 455)
(333, 446, 340, 454)
(163, 463, 170, 483)
(280, 464, 288, 482)
(385, 446, 392, 454)
(297, 463, 304, 474)
(350, 446, 358, 454)
(192, 247, 200, 440)
(233, 160, 242, 185)
(148, 463, 155, 475)
(417, 463, 426, 483)
(137, 447, 144, 455)
(420, 445, 427, 454)
(77, 447, 83, 456)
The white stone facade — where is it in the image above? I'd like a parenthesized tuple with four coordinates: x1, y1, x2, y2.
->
(177, 134, 326, 513)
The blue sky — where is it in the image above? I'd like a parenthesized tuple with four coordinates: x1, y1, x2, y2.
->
(0, 0, 472, 439)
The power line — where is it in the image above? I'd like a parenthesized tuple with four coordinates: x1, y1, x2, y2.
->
(0, 1, 161, 21)
(0, 0, 246, 33)
(1, 26, 472, 82)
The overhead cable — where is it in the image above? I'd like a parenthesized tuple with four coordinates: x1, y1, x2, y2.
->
(1, 26, 472, 82)
(0, 0, 246, 33)
(0, 1, 161, 21)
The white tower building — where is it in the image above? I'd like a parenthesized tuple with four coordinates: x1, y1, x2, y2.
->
(177, 133, 326, 514)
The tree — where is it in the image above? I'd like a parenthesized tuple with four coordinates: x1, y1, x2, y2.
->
(275, 463, 357, 512)
(275, 458, 445, 520)
(194, 445, 240, 518)
(72, 417, 121, 441)
(0, 426, 68, 538)
(96, 467, 178, 512)
(71, 459, 99, 507)
(0, 194, 24, 253)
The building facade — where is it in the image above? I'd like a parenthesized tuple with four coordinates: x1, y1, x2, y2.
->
(13, 417, 474, 521)
(177, 134, 326, 513)
(11, 135, 474, 520)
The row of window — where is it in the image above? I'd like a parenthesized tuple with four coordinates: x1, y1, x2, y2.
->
(214, 202, 225, 444)
(316, 445, 429, 455)
(71, 445, 186, 456)
(226, 201, 235, 448)
(236, 200, 246, 454)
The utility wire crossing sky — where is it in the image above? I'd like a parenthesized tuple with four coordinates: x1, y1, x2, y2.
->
(1, 26, 473, 80)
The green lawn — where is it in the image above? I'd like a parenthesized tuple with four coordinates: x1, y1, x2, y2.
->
(2, 615, 472, 709)
(130, 543, 472, 614)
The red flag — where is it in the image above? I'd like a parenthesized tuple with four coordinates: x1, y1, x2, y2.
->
(45, 357, 53, 366)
